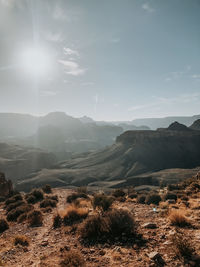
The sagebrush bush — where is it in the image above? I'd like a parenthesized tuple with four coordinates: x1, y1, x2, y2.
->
(27, 210, 43, 227)
(17, 213, 27, 223)
(14, 235, 29, 246)
(6, 200, 26, 213)
(42, 184, 52, 194)
(168, 210, 190, 227)
(172, 233, 194, 259)
(7, 204, 33, 222)
(40, 199, 57, 208)
(63, 206, 88, 226)
(92, 194, 114, 211)
(46, 195, 58, 202)
(53, 214, 62, 228)
(60, 251, 85, 267)
(145, 193, 161, 205)
(163, 192, 177, 201)
(5, 194, 23, 206)
(31, 189, 44, 201)
(80, 209, 136, 243)
(137, 195, 146, 204)
(26, 195, 37, 204)
(66, 193, 88, 204)
(128, 193, 137, 199)
(112, 189, 126, 198)
(0, 218, 9, 233)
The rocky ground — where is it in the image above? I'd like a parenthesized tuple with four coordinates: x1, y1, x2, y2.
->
(0, 184, 200, 267)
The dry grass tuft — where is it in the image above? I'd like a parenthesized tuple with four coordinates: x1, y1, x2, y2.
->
(60, 250, 85, 267)
(27, 210, 43, 227)
(171, 232, 194, 259)
(63, 205, 88, 226)
(168, 210, 190, 227)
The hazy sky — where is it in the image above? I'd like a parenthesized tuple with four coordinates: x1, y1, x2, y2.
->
(0, 0, 200, 121)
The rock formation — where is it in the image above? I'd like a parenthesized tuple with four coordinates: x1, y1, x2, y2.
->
(0, 172, 13, 197)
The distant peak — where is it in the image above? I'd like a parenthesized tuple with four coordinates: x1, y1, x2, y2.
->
(167, 121, 190, 131)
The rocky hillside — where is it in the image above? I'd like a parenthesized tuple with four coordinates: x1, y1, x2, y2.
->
(190, 119, 200, 131)
(16, 128, 200, 191)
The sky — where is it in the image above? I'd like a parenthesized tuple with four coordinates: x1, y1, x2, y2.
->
(0, 0, 200, 121)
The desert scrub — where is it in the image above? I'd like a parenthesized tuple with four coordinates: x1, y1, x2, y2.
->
(63, 205, 88, 226)
(60, 250, 85, 267)
(163, 192, 177, 201)
(92, 194, 114, 212)
(26, 195, 37, 204)
(14, 235, 29, 246)
(168, 210, 190, 227)
(17, 213, 27, 223)
(0, 218, 9, 233)
(7, 204, 33, 222)
(80, 209, 136, 243)
(42, 184, 52, 194)
(66, 193, 88, 204)
(30, 189, 44, 201)
(6, 200, 26, 213)
(171, 232, 194, 259)
(40, 199, 57, 208)
(5, 194, 23, 206)
(137, 195, 146, 204)
(145, 193, 161, 205)
(112, 189, 126, 198)
(53, 214, 62, 228)
(27, 210, 43, 227)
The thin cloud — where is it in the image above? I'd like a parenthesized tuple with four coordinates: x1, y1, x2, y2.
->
(142, 3, 155, 13)
(53, 5, 66, 20)
(45, 31, 63, 43)
(165, 65, 192, 82)
(191, 74, 200, 79)
(59, 60, 86, 76)
(64, 48, 79, 57)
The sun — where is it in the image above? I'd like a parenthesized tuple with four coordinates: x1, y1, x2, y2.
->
(19, 46, 51, 78)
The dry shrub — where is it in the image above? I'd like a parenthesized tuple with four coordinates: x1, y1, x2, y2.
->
(46, 195, 58, 202)
(0, 218, 9, 233)
(40, 199, 57, 208)
(6, 200, 26, 213)
(168, 210, 190, 227)
(30, 189, 44, 201)
(53, 214, 62, 228)
(128, 193, 137, 199)
(80, 209, 136, 243)
(137, 195, 146, 204)
(14, 235, 29, 246)
(27, 210, 43, 227)
(92, 194, 114, 211)
(5, 194, 23, 206)
(171, 232, 194, 259)
(76, 187, 87, 194)
(145, 193, 161, 205)
(159, 201, 169, 210)
(66, 193, 88, 204)
(60, 250, 85, 267)
(42, 184, 52, 194)
(26, 195, 37, 204)
(163, 192, 177, 201)
(63, 205, 88, 226)
(112, 189, 126, 198)
(7, 204, 33, 222)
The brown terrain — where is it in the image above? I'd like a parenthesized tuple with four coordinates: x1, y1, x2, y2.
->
(0, 172, 200, 267)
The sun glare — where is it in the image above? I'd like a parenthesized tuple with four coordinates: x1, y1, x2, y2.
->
(19, 46, 51, 77)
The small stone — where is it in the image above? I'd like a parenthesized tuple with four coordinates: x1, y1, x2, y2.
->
(142, 223, 157, 229)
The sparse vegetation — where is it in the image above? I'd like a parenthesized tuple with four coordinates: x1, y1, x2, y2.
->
(112, 189, 126, 198)
(60, 251, 85, 267)
(53, 214, 62, 228)
(14, 235, 29, 246)
(66, 193, 88, 204)
(30, 189, 44, 201)
(145, 193, 161, 205)
(17, 213, 27, 223)
(40, 199, 57, 208)
(137, 195, 146, 204)
(92, 193, 114, 211)
(27, 210, 43, 227)
(63, 205, 88, 226)
(5, 194, 23, 206)
(26, 195, 37, 204)
(0, 218, 9, 233)
(7, 204, 33, 222)
(42, 184, 52, 194)
(163, 192, 177, 201)
(168, 210, 190, 227)
(6, 200, 26, 213)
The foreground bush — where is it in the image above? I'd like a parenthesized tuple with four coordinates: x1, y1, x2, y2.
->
(40, 199, 57, 208)
(26, 195, 37, 204)
(163, 192, 177, 201)
(63, 206, 88, 226)
(42, 184, 52, 194)
(0, 218, 9, 233)
(168, 210, 190, 227)
(66, 193, 88, 204)
(6, 200, 26, 213)
(14, 235, 29, 246)
(145, 193, 161, 205)
(92, 194, 114, 211)
(172, 233, 194, 259)
(80, 209, 136, 243)
(7, 204, 33, 222)
(137, 195, 146, 204)
(112, 189, 126, 198)
(30, 189, 44, 201)
(27, 210, 43, 227)
(60, 251, 85, 267)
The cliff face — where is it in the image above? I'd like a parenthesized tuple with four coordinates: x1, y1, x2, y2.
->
(16, 130, 200, 191)
(0, 172, 13, 197)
